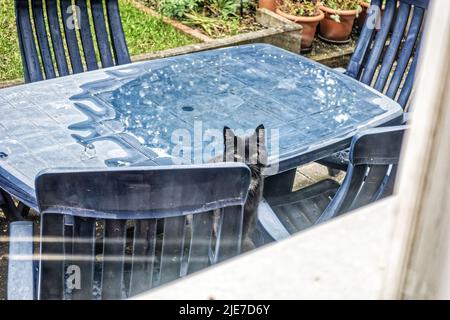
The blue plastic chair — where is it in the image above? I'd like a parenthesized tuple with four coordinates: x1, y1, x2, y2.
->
(1, 0, 131, 221)
(262, 0, 428, 195)
(318, 0, 428, 172)
(15, 0, 131, 83)
(348, 0, 428, 107)
(7, 163, 251, 300)
(258, 126, 406, 241)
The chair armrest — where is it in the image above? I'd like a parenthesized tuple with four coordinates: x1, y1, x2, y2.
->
(7, 221, 35, 300)
(349, 126, 408, 166)
(257, 199, 290, 242)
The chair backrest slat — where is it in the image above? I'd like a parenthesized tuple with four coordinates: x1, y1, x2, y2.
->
(376, 165, 398, 199)
(75, 0, 99, 71)
(397, 52, 419, 108)
(60, 0, 84, 74)
(373, 3, 411, 92)
(90, 0, 114, 68)
(39, 214, 65, 300)
(35, 164, 251, 299)
(215, 206, 243, 263)
(15, 0, 130, 82)
(15, 0, 43, 83)
(347, 0, 429, 108)
(322, 165, 367, 219)
(360, 0, 397, 85)
(187, 212, 215, 274)
(71, 217, 96, 300)
(386, 6, 426, 101)
(158, 216, 187, 286)
(346, 0, 378, 80)
(32, 0, 57, 79)
(129, 219, 157, 296)
(106, 0, 131, 65)
(346, 165, 391, 212)
(46, 0, 70, 77)
(101, 219, 126, 300)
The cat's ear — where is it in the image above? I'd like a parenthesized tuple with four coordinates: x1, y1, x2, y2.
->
(255, 124, 265, 145)
(223, 126, 235, 149)
(223, 126, 235, 162)
(223, 126, 234, 142)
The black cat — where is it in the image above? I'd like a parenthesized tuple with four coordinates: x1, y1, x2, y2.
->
(221, 124, 267, 252)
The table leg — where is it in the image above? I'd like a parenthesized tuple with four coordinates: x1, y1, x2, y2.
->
(263, 168, 297, 198)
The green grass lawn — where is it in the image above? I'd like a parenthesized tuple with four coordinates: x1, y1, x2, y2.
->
(0, 0, 23, 82)
(0, 0, 196, 82)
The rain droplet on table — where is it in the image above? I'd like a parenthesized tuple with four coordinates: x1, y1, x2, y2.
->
(81, 143, 96, 161)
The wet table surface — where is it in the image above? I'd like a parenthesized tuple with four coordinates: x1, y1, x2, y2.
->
(0, 44, 402, 208)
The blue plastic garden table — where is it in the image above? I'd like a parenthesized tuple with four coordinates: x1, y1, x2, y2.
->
(0, 44, 403, 210)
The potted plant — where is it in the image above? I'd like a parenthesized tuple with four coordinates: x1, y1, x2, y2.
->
(276, 0, 324, 51)
(318, 0, 361, 43)
(259, 0, 279, 12)
(358, 1, 371, 28)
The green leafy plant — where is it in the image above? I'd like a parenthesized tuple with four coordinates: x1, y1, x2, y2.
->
(321, 0, 361, 22)
(321, 0, 361, 10)
(279, 0, 320, 17)
(365, 0, 388, 8)
(363, 0, 387, 4)
(143, 0, 261, 38)
(184, 11, 241, 36)
(207, 0, 240, 18)
(150, 0, 243, 19)
(156, 0, 201, 18)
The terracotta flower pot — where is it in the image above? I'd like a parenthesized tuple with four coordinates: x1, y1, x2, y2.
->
(318, 5, 359, 43)
(358, 1, 370, 29)
(276, 8, 325, 51)
(258, 0, 279, 12)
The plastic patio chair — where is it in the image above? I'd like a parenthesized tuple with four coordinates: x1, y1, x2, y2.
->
(0, 0, 131, 221)
(15, 0, 131, 83)
(318, 0, 428, 172)
(348, 0, 428, 106)
(264, 0, 428, 197)
(7, 163, 251, 300)
(257, 126, 406, 242)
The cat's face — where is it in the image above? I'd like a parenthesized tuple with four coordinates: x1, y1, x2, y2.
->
(222, 124, 267, 167)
